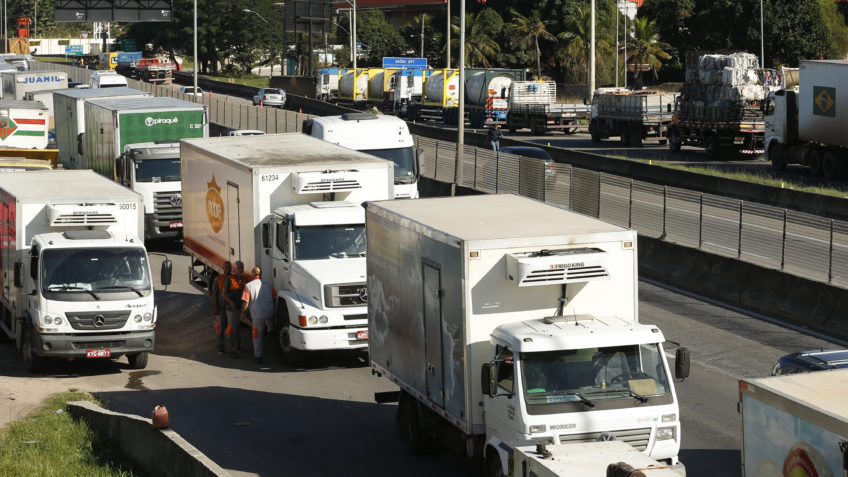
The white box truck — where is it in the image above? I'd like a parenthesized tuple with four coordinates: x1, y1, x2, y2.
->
(302, 113, 420, 199)
(0, 170, 169, 372)
(53, 87, 151, 169)
(367, 194, 688, 476)
(23, 88, 67, 130)
(1, 71, 68, 100)
(739, 369, 848, 477)
(0, 100, 49, 149)
(514, 441, 683, 477)
(182, 133, 394, 363)
(79, 96, 208, 240)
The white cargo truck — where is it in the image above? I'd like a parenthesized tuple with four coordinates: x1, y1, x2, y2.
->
(79, 97, 208, 240)
(367, 194, 688, 476)
(589, 89, 679, 147)
(506, 81, 590, 135)
(514, 441, 683, 477)
(23, 88, 67, 130)
(0, 170, 169, 372)
(182, 133, 394, 363)
(765, 60, 848, 179)
(53, 87, 151, 169)
(0, 100, 49, 149)
(302, 113, 420, 199)
(739, 370, 848, 477)
(1, 71, 68, 100)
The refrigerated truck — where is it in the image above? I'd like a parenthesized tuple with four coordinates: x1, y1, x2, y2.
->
(53, 87, 151, 169)
(739, 369, 848, 477)
(1, 71, 68, 100)
(367, 194, 688, 476)
(79, 96, 208, 240)
(0, 170, 162, 372)
(0, 100, 49, 149)
(181, 133, 393, 363)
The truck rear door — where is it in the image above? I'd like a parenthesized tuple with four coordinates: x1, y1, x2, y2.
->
(226, 182, 240, 264)
(423, 262, 445, 407)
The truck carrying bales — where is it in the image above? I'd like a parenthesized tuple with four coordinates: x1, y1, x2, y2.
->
(1, 70, 68, 100)
(0, 100, 50, 149)
(765, 60, 848, 179)
(739, 369, 848, 477)
(182, 133, 394, 364)
(670, 51, 781, 158)
(507, 81, 590, 135)
(367, 194, 688, 476)
(79, 96, 208, 240)
(0, 170, 167, 372)
(589, 88, 679, 146)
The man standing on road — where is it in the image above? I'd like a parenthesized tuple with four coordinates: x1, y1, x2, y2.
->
(241, 267, 276, 365)
(210, 261, 232, 355)
(223, 261, 247, 358)
(488, 124, 502, 151)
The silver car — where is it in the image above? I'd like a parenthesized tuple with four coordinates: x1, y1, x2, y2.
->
(253, 88, 287, 107)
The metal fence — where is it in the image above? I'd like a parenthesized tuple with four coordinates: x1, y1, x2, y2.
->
(415, 135, 848, 289)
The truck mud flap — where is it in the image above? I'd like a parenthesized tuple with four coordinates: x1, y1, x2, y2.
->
(375, 391, 400, 403)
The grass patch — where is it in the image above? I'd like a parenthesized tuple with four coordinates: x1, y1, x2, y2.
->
(0, 391, 147, 477)
(200, 73, 268, 89)
(36, 56, 74, 63)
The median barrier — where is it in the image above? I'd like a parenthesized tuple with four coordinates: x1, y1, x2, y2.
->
(66, 401, 230, 477)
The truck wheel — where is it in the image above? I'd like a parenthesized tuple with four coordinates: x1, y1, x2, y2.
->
(278, 325, 304, 367)
(128, 352, 149, 369)
(22, 325, 43, 373)
(619, 124, 630, 146)
(705, 134, 721, 159)
(822, 151, 839, 180)
(807, 149, 823, 177)
(769, 143, 787, 172)
(486, 451, 505, 477)
(629, 122, 643, 147)
(589, 120, 601, 143)
(396, 391, 430, 455)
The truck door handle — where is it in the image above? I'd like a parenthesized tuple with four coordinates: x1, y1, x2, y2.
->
(427, 363, 435, 375)
(230, 248, 234, 255)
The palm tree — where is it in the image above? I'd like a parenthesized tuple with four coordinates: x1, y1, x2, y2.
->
(450, 12, 500, 67)
(509, 9, 556, 79)
(406, 13, 432, 58)
(557, 7, 613, 83)
(627, 17, 671, 82)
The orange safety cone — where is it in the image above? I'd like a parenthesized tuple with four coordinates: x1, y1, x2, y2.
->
(299, 108, 302, 113)
(260, 100, 263, 107)
(226, 96, 230, 102)
(209, 91, 213, 99)
(152, 405, 169, 429)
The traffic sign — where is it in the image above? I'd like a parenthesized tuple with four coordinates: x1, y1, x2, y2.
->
(121, 39, 137, 51)
(382, 57, 427, 69)
(65, 45, 83, 55)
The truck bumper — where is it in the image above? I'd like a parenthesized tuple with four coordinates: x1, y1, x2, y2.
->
(145, 213, 182, 240)
(33, 330, 155, 358)
(289, 326, 367, 351)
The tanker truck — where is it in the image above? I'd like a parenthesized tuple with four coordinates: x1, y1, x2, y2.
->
(338, 68, 370, 103)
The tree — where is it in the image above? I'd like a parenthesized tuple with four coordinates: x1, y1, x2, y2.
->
(557, 6, 614, 84)
(627, 17, 671, 81)
(509, 9, 556, 79)
(450, 9, 502, 67)
(355, 10, 405, 66)
(399, 13, 443, 61)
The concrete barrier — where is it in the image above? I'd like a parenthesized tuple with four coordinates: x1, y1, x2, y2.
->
(66, 401, 230, 477)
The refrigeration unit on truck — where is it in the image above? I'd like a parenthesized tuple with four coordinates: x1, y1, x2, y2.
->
(1, 71, 68, 100)
(0, 170, 168, 372)
(302, 113, 420, 199)
(181, 133, 394, 364)
(0, 100, 49, 149)
(53, 86, 151, 169)
(79, 96, 208, 240)
(514, 441, 684, 477)
(765, 60, 848, 179)
(367, 194, 689, 477)
(739, 369, 848, 477)
(590, 89, 679, 146)
(507, 81, 590, 135)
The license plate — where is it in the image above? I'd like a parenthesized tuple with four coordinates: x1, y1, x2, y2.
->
(86, 349, 111, 358)
(169, 221, 183, 229)
(356, 330, 369, 340)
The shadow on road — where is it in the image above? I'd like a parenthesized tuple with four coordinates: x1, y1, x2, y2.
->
(679, 448, 741, 477)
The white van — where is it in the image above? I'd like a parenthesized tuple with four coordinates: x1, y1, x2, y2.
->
(89, 70, 129, 88)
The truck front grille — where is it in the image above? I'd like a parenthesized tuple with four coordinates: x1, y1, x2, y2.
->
(558, 427, 651, 451)
(153, 191, 183, 227)
(66, 311, 132, 331)
(324, 283, 367, 307)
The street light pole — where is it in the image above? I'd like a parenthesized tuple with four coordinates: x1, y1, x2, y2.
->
(193, 0, 198, 99)
(615, 0, 619, 87)
(589, 0, 595, 101)
(352, 0, 357, 71)
(455, 0, 465, 196)
(446, 0, 450, 68)
(760, 0, 764, 67)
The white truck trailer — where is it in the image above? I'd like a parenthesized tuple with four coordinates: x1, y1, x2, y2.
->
(181, 133, 394, 363)
(0, 170, 167, 372)
(739, 369, 848, 477)
(1, 71, 68, 100)
(514, 441, 684, 476)
(79, 96, 208, 240)
(0, 100, 50, 149)
(590, 90, 679, 147)
(765, 60, 848, 179)
(302, 113, 420, 199)
(367, 194, 688, 477)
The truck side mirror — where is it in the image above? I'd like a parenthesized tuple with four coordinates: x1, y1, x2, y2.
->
(481, 363, 497, 397)
(160, 258, 172, 286)
(675, 347, 690, 380)
(262, 223, 271, 248)
(415, 149, 424, 174)
(14, 262, 23, 288)
(667, 104, 672, 113)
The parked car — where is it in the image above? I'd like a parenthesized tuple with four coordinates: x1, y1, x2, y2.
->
(227, 129, 265, 136)
(179, 86, 204, 96)
(253, 88, 286, 107)
(770, 349, 848, 375)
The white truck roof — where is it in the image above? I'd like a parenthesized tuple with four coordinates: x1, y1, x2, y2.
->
(181, 133, 390, 169)
(743, 368, 848, 422)
(308, 114, 413, 149)
(368, 194, 632, 243)
(53, 87, 148, 99)
(0, 100, 47, 110)
(86, 96, 202, 112)
(494, 316, 664, 352)
(0, 169, 139, 202)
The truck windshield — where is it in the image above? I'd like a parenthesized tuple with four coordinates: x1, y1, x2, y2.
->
(293, 224, 366, 260)
(521, 344, 671, 415)
(41, 247, 152, 301)
(361, 147, 416, 183)
(135, 159, 180, 182)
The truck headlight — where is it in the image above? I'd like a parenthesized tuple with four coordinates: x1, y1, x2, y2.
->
(661, 413, 676, 423)
(143, 313, 153, 322)
(53, 316, 63, 325)
(308, 316, 318, 325)
(656, 427, 676, 441)
(134, 314, 142, 323)
(319, 315, 328, 324)
(43, 315, 52, 324)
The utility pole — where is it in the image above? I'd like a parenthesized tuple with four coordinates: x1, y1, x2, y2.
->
(454, 0, 465, 196)
(193, 0, 198, 97)
(352, 0, 357, 70)
(445, 0, 450, 68)
(615, 0, 619, 87)
(589, 0, 595, 101)
(420, 14, 425, 58)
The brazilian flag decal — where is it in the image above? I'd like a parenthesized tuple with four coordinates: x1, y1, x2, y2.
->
(813, 86, 836, 117)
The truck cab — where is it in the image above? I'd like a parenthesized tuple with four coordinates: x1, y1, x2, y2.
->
(303, 113, 420, 199)
(89, 70, 129, 88)
(117, 142, 183, 239)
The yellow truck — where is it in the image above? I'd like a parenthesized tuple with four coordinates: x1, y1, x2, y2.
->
(98, 52, 119, 70)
